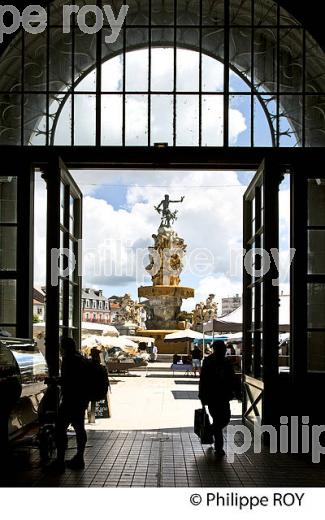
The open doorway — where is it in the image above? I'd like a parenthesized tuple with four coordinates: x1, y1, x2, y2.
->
(33, 164, 290, 431)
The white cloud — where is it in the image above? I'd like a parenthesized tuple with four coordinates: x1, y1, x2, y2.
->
(182, 274, 242, 313)
(229, 108, 247, 144)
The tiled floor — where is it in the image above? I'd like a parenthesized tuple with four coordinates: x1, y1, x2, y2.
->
(3, 425, 325, 488)
(2, 366, 325, 487)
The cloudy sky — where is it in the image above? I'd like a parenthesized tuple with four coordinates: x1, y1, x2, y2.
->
(34, 48, 290, 315)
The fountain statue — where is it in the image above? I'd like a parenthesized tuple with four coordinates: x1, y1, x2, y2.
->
(138, 194, 194, 331)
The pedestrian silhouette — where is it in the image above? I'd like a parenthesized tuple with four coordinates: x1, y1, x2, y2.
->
(199, 340, 237, 457)
(54, 337, 90, 472)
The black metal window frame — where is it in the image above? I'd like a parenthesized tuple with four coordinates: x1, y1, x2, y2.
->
(0, 0, 324, 148)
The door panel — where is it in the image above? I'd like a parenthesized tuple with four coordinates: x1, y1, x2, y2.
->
(45, 158, 82, 377)
(243, 159, 279, 426)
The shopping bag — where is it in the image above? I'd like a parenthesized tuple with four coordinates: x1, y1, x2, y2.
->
(194, 407, 214, 444)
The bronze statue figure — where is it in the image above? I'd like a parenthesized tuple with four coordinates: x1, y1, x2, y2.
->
(154, 194, 185, 228)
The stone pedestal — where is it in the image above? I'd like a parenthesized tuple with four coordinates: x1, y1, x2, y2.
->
(138, 285, 194, 330)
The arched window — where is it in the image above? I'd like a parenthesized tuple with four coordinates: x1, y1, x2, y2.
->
(0, 0, 324, 147)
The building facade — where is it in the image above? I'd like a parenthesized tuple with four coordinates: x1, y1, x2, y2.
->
(82, 289, 110, 324)
(221, 294, 242, 317)
(32, 288, 45, 322)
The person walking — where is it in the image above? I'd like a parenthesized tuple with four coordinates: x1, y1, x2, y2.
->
(191, 344, 202, 376)
(53, 337, 90, 472)
(198, 340, 237, 457)
(151, 344, 158, 362)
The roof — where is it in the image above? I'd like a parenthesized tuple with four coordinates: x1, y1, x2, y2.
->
(33, 299, 45, 306)
(82, 289, 107, 301)
(33, 287, 45, 304)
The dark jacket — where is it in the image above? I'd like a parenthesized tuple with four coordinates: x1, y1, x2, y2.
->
(60, 352, 89, 406)
(191, 347, 202, 360)
(199, 354, 237, 406)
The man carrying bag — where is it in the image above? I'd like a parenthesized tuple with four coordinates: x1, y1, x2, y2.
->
(198, 341, 238, 457)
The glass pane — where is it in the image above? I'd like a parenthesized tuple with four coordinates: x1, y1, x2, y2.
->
(74, 30, 96, 88)
(152, 0, 175, 25)
(53, 94, 72, 146)
(176, 49, 199, 92)
(230, 0, 252, 25)
(24, 94, 47, 146)
(229, 95, 251, 146)
(305, 96, 325, 148)
(102, 23, 124, 71)
(125, 95, 148, 145)
(102, 55, 123, 92)
(177, 0, 200, 25)
(69, 196, 75, 236)
(74, 95, 96, 145)
(0, 280, 16, 324)
(151, 47, 174, 92)
(202, 0, 224, 25)
(201, 95, 223, 146)
(24, 33, 47, 92)
(59, 278, 64, 326)
(229, 28, 251, 90)
(308, 284, 325, 328)
(101, 95, 123, 146)
(254, 96, 273, 146)
(279, 29, 303, 93)
(75, 69, 96, 92)
(308, 231, 325, 275)
(254, 0, 277, 26)
(125, 47, 149, 92)
(308, 179, 325, 226)
(127, 0, 149, 25)
(151, 95, 173, 146)
(60, 182, 65, 226)
(0, 177, 17, 224)
(305, 33, 325, 94)
(69, 283, 74, 327)
(251, 306, 255, 325)
(253, 28, 277, 93)
(202, 28, 224, 64)
(50, 29, 72, 91)
(60, 230, 64, 269)
(280, 6, 301, 26)
(279, 95, 302, 147)
(0, 93, 21, 146)
(251, 287, 255, 310)
(202, 55, 224, 92)
(308, 332, 325, 372)
(0, 227, 16, 270)
(176, 95, 199, 146)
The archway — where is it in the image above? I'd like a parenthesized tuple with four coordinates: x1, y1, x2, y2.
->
(0, 0, 324, 146)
